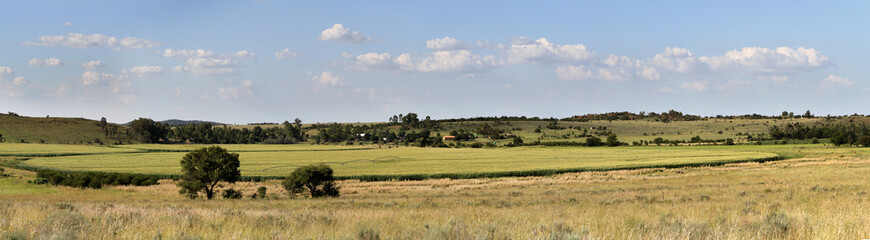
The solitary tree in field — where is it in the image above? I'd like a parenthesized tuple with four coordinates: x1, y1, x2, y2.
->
(282, 164, 339, 198)
(605, 134, 620, 146)
(178, 146, 241, 199)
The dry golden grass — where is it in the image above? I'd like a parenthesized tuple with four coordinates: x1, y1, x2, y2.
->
(1, 147, 870, 239)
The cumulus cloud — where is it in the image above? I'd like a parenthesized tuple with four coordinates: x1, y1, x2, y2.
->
(312, 71, 344, 87)
(123, 66, 165, 77)
(163, 48, 253, 75)
(426, 36, 474, 50)
(507, 38, 596, 64)
(318, 24, 369, 44)
(822, 74, 852, 87)
(23, 33, 160, 50)
(231, 50, 256, 59)
(82, 60, 105, 70)
(0, 67, 25, 96)
(28, 58, 64, 67)
(348, 50, 503, 74)
(0, 67, 13, 81)
(345, 52, 395, 70)
(557, 55, 659, 81)
(219, 80, 254, 99)
(63, 22, 73, 26)
(699, 46, 829, 73)
(651, 47, 709, 74)
(274, 48, 299, 59)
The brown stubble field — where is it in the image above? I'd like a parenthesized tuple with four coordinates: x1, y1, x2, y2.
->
(1, 149, 869, 239)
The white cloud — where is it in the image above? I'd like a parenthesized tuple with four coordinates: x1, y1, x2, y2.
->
(163, 49, 252, 75)
(0, 67, 26, 97)
(557, 55, 658, 81)
(80, 71, 131, 92)
(348, 50, 503, 74)
(63, 22, 72, 26)
(318, 24, 369, 44)
(163, 49, 216, 58)
(23, 33, 161, 50)
(651, 47, 709, 74)
(555, 65, 593, 81)
(232, 50, 256, 59)
(426, 36, 473, 50)
(396, 50, 503, 73)
(82, 60, 105, 70)
(81, 71, 117, 86)
(312, 71, 344, 87)
(123, 66, 165, 77)
(822, 74, 852, 87)
(346, 52, 395, 70)
(219, 80, 254, 99)
(119, 37, 161, 49)
(681, 80, 709, 92)
(28, 58, 64, 67)
(699, 46, 829, 73)
(506, 37, 596, 64)
(274, 48, 299, 59)
(11, 77, 26, 86)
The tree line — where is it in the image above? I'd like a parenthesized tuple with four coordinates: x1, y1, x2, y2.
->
(128, 118, 305, 144)
(769, 122, 870, 147)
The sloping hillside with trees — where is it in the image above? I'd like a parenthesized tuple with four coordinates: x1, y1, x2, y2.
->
(0, 113, 131, 144)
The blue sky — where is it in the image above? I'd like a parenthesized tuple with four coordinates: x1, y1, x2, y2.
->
(0, 1, 867, 124)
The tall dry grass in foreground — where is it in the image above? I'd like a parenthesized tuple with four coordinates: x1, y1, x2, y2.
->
(1, 156, 870, 239)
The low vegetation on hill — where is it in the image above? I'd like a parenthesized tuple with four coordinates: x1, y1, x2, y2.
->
(0, 113, 131, 144)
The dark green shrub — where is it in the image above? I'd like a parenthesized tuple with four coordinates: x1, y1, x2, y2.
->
(222, 188, 243, 199)
(257, 186, 267, 199)
(34, 170, 159, 189)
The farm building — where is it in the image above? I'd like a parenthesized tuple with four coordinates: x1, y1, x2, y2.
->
(442, 136, 455, 141)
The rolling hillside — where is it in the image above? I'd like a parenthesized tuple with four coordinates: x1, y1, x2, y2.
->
(0, 113, 132, 144)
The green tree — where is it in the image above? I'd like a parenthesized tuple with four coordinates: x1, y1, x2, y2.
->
(129, 118, 168, 143)
(512, 136, 523, 146)
(99, 117, 107, 129)
(585, 136, 604, 147)
(605, 135, 620, 146)
(178, 146, 241, 199)
(282, 164, 340, 198)
(858, 135, 870, 147)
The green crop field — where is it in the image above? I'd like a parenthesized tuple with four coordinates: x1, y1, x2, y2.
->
(20, 144, 779, 179)
(0, 143, 140, 156)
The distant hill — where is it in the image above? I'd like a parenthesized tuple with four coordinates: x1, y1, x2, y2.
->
(156, 119, 227, 126)
(0, 113, 132, 144)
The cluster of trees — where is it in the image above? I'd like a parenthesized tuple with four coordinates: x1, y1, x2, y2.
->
(33, 170, 159, 189)
(388, 113, 438, 129)
(534, 135, 623, 147)
(565, 110, 702, 122)
(178, 146, 338, 199)
(635, 137, 735, 146)
(770, 122, 870, 146)
(169, 120, 305, 144)
(128, 118, 305, 144)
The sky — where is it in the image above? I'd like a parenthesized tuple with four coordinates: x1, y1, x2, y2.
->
(0, 1, 868, 124)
